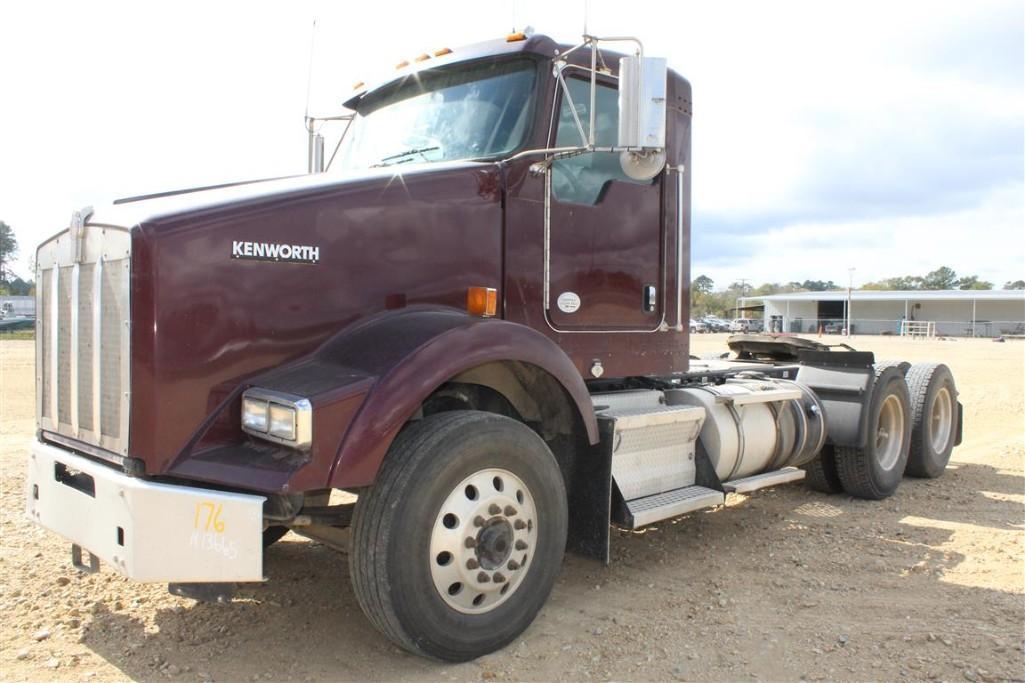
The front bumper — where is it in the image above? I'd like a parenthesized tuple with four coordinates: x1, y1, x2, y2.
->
(26, 440, 265, 583)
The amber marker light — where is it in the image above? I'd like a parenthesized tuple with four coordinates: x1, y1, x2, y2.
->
(414, 53, 431, 63)
(467, 287, 498, 317)
(506, 32, 527, 42)
(395, 59, 410, 69)
(352, 81, 365, 90)
(433, 47, 452, 57)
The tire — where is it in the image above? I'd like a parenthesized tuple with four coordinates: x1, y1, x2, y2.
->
(904, 363, 958, 478)
(834, 366, 912, 499)
(802, 445, 844, 493)
(350, 411, 568, 662)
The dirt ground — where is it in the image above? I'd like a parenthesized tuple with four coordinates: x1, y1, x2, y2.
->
(1, 334, 1023, 682)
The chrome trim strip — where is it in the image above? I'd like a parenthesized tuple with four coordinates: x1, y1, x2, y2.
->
(35, 267, 43, 425)
(92, 258, 103, 436)
(119, 259, 131, 455)
(543, 168, 551, 309)
(70, 262, 80, 434)
(49, 267, 59, 422)
(42, 430, 127, 467)
(676, 166, 685, 331)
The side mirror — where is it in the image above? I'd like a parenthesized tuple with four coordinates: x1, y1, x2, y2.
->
(618, 56, 667, 150)
(618, 56, 667, 180)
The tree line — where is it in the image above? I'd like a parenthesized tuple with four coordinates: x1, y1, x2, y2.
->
(0, 221, 33, 296)
(692, 267, 1025, 318)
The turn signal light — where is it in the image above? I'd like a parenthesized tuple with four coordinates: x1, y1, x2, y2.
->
(467, 287, 498, 317)
(506, 32, 527, 42)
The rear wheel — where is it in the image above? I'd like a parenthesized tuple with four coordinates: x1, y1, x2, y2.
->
(802, 445, 844, 493)
(904, 363, 958, 478)
(834, 366, 912, 499)
(350, 411, 568, 662)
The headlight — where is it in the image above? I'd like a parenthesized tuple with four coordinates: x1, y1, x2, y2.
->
(242, 397, 270, 432)
(268, 403, 296, 440)
(240, 388, 312, 451)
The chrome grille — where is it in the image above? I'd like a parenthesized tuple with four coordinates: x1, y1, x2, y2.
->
(36, 225, 131, 457)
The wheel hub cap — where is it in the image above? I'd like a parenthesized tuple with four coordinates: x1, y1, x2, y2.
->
(930, 386, 953, 453)
(875, 394, 906, 471)
(429, 468, 537, 614)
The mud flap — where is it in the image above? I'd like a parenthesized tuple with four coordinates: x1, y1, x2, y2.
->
(565, 416, 614, 565)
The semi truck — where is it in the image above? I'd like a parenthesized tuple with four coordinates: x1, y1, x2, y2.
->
(25, 31, 962, 662)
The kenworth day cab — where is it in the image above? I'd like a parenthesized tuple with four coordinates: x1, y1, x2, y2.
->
(27, 31, 962, 661)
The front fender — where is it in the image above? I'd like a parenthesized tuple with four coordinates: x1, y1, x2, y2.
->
(321, 307, 599, 488)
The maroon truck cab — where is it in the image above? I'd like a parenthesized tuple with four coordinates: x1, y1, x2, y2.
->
(34, 33, 693, 497)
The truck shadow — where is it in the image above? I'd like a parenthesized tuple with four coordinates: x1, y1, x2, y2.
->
(79, 461, 1023, 681)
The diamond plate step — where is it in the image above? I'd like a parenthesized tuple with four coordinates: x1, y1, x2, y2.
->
(723, 467, 806, 494)
(625, 485, 724, 528)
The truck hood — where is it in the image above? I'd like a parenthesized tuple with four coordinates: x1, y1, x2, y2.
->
(87, 160, 491, 229)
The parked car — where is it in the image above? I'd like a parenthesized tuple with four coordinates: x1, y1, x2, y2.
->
(702, 316, 730, 332)
(729, 318, 763, 333)
(689, 319, 708, 333)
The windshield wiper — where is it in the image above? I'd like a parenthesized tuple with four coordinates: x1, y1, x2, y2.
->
(371, 146, 440, 168)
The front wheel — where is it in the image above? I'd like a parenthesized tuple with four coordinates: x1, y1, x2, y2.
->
(349, 411, 568, 662)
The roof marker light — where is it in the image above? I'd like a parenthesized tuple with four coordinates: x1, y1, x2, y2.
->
(414, 53, 431, 63)
(433, 47, 452, 57)
(506, 32, 527, 42)
(395, 59, 410, 69)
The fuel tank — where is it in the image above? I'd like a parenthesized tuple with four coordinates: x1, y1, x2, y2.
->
(666, 378, 827, 480)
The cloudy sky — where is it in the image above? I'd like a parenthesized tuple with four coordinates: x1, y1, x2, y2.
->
(1, 0, 1022, 289)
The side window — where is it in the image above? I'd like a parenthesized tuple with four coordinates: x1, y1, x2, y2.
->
(551, 77, 649, 204)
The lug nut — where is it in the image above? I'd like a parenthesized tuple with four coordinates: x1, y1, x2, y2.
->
(466, 558, 479, 570)
(493, 572, 507, 584)
(515, 540, 528, 550)
(477, 571, 490, 583)
(464, 537, 477, 549)
(488, 504, 502, 515)
(473, 515, 486, 527)
(514, 519, 526, 530)
(507, 560, 520, 570)
(504, 506, 517, 516)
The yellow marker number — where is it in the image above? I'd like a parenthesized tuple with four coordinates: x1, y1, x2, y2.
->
(193, 501, 226, 533)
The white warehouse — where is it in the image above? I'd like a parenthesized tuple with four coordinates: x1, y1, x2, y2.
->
(740, 289, 1025, 338)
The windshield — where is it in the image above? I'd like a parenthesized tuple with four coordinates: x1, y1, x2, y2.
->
(334, 58, 537, 170)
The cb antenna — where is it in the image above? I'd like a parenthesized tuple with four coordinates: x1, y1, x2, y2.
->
(583, 0, 589, 35)
(304, 19, 318, 122)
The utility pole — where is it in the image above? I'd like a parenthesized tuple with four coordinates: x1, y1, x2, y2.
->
(736, 278, 749, 319)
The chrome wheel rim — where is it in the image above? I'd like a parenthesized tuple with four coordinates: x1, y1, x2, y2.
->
(429, 468, 537, 614)
(930, 386, 953, 453)
(875, 394, 906, 471)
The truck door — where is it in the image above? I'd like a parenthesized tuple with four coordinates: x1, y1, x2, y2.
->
(545, 76, 664, 331)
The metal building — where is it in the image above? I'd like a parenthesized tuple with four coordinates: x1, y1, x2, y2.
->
(0, 295, 35, 318)
(740, 289, 1025, 338)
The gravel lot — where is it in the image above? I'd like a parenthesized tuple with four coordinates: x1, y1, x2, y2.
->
(1, 335, 1023, 682)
